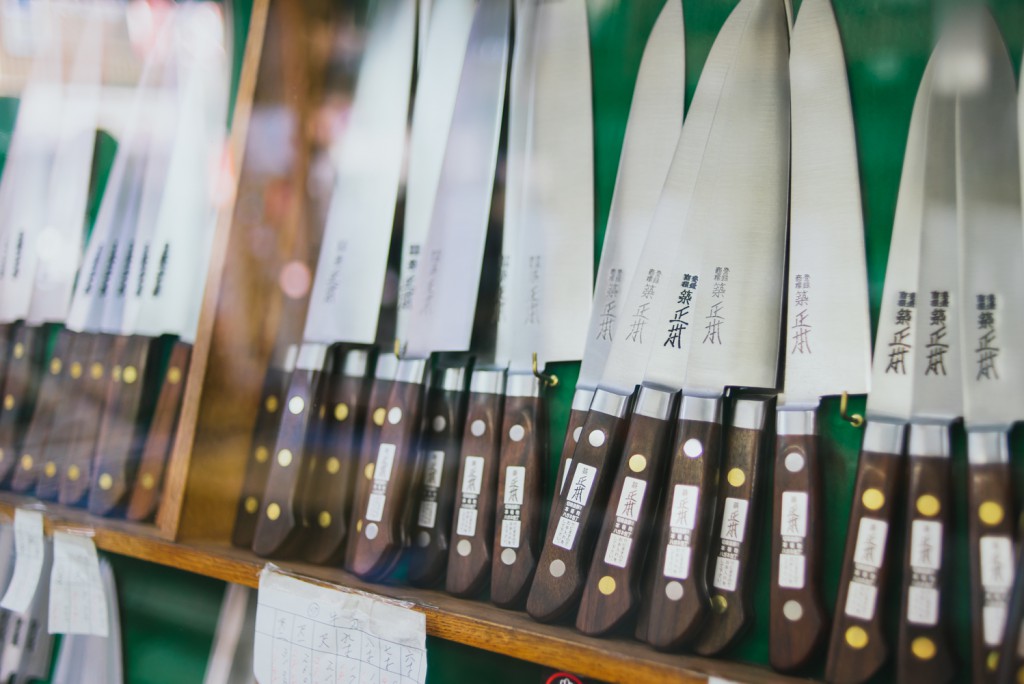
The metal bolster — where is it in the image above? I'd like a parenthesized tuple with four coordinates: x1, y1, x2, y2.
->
(470, 369, 506, 395)
(907, 423, 951, 459)
(634, 386, 675, 420)
(732, 397, 768, 431)
(295, 342, 329, 371)
(571, 387, 596, 412)
(438, 366, 467, 392)
(374, 352, 399, 380)
(343, 349, 370, 378)
(395, 358, 429, 384)
(678, 394, 722, 424)
(283, 343, 300, 372)
(591, 388, 630, 418)
(861, 419, 906, 455)
(776, 408, 817, 437)
(966, 429, 1010, 465)
(506, 373, 540, 398)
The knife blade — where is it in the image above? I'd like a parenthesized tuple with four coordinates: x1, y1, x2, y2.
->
(768, 0, 872, 671)
(825, 46, 938, 684)
(252, 0, 416, 558)
(347, 0, 510, 580)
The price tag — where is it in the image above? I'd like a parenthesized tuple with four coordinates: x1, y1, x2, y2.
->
(0, 509, 45, 614)
(48, 531, 108, 636)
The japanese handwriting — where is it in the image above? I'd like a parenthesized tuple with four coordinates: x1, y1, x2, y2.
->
(664, 274, 699, 348)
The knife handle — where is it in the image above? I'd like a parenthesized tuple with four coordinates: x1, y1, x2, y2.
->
(769, 410, 827, 672)
(997, 530, 1024, 684)
(554, 389, 593, 499)
(59, 333, 116, 506)
(965, 440, 1015, 684)
(0, 325, 44, 486)
(348, 359, 427, 580)
(576, 389, 676, 637)
(231, 359, 291, 549)
(445, 370, 504, 597)
(526, 389, 630, 622)
(299, 349, 371, 565)
(491, 379, 547, 608)
(638, 396, 723, 649)
(0, 323, 11, 387)
(896, 429, 954, 684)
(693, 397, 771, 656)
(11, 329, 76, 495)
(126, 341, 193, 522)
(407, 366, 468, 587)
(88, 335, 154, 516)
(252, 353, 328, 558)
(825, 422, 905, 684)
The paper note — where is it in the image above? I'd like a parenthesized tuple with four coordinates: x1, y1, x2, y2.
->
(0, 509, 45, 614)
(255, 566, 427, 684)
(48, 531, 108, 636)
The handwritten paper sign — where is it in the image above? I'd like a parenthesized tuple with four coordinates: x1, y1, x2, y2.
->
(48, 531, 108, 637)
(255, 566, 427, 684)
(0, 509, 45, 614)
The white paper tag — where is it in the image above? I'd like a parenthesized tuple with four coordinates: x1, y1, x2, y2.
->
(500, 520, 521, 549)
(909, 519, 942, 571)
(456, 508, 477, 537)
(844, 581, 878, 621)
(423, 451, 444, 489)
(780, 491, 808, 538)
(719, 498, 749, 543)
(417, 501, 437, 529)
(981, 536, 1014, 590)
(460, 456, 484, 496)
(852, 517, 888, 569)
(984, 604, 1008, 646)
(0, 509, 44, 614)
(603, 532, 632, 569)
(713, 556, 739, 592)
(503, 466, 526, 505)
(565, 463, 597, 507)
(663, 545, 692, 580)
(907, 585, 939, 626)
(366, 494, 386, 523)
(255, 566, 427, 684)
(374, 443, 396, 482)
(778, 554, 806, 590)
(669, 485, 698, 531)
(48, 532, 108, 636)
(552, 516, 579, 551)
(614, 477, 647, 523)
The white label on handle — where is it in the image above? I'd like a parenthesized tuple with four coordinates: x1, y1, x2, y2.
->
(48, 531, 108, 636)
(0, 509, 44, 614)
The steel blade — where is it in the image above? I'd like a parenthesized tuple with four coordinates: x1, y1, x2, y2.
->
(956, 10, 1024, 430)
(575, 0, 684, 390)
(302, 0, 415, 346)
(597, 0, 756, 396)
(404, 0, 510, 358)
(506, 0, 593, 372)
(780, 0, 871, 408)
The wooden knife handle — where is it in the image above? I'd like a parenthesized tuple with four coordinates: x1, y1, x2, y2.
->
(36, 332, 93, 501)
(58, 333, 116, 506)
(693, 398, 770, 656)
(407, 369, 468, 587)
(825, 433, 904, 684)
(126, 341, 193, 522)
(639, 405, 723, 649)
(348, 362, 427, 580)
(896, 451, 953, 684)
(0, 325, 44, 486)
(251, 363, 327, 558)
(997, 533, 1024, 684)
(577, 403, 675, 636)
(769, 415, 827, 671)
(0, 323, 11, 387)
(445, 374, 504, 597)
(491, 387, 547, 608)
(11, 329, 76, 495)
(344, 372, 394, 571)
(231, 360, 291, 548)
(966, 458, 1015, 684)
(526, 392, 629, 622)
(88, 335, 154, 516)
(299, 349, 370, 565)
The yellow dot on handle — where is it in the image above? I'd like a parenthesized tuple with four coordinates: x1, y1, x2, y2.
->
(112, 365, 122, 382)
(356, 519, 363, 533)
(44, 462, 56, 478)
(167, 367, 182, 384)
(916, 494, 940, 517)
(13, 343, 24, 359)
(70, 362, 83, 379)
(711, 595, 728, 613)
(277, 449, 293, 467)
(50, 358, 62, 375)
(67, 465, 80, 481)
(90, 363, 104, 380)
(364, 463, 375, 480)
(244, 496, 258, 514)
(265, 395, 279, 413)
(334, 403, 350, 422)
(1018, 666, 1024, 684)
(862, 488, 885, 511)
(727, 468, 746, 487)
(0, 449, 4, 461)
(266, 502, 281, 520)
(373, 407, 386, 427)
(318, 511, 332, 528)
(3, 395, 14, 411)
(141, 473, 155, 490)
(980, 501, 1005, 526)
(845, 626, 869, 649)
(254, 446, 268, 463)
(987, 650, 999, 672)
(326, 457, 341, 475)
(911, 636, 936, 660)
(123, 366, 138, 384)
(20, 455, 32, 471)
(628, 454, 647, 473)
(99, 473, 113, 490)
(598, 576, 616, 595)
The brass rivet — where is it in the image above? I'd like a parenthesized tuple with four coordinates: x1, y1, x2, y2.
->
(980, 501, 1005, 526)
(3, 395, 13, 411)
(19, 454, 32, 471)
(99, 473, 113, 490)
(277, 449, 293, 467)
(244, 496, 258, 514)
(334, 403, 349, 422)
(111, 365, 121, 382)
(254, 446, 269, 463)
(123, 366, 138, 384)
(727, 468, 746, 487)
(987, 650, 999, 672)
(1018, 665, 1024, 684)
(90, 362, 104, 380)
(364, 463, 375, 480)
(266, 502, 281, 520)
(845, 626, 868, 649)
(167, 367, 182, 384)
(265, 395, 279, 413)
(326, 457, 341, 475)
(70, 362, 83, 379)
(916, 494, 940, 517)
(49, 358, 62, 375)
(13, 343, 24, 359)
(862, 488, 885, 511)
(141, 473, 155, 490)
(598, 576, 616, 595)
(44, 462, 56, 478)
(318, 511, 332, 528)
(288, 396, 304, 414)
(628, 454, 647, 473)
(67, 465, 80, 481)
(373, 407, 386, 426)
(912, 636, 936, 660)
(356, 519, 363, 533)
(711, 595, 728, 613)
(0, 448, 4, 461)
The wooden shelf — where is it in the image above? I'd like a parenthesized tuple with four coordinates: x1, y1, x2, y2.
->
(0, 495, 814, 684)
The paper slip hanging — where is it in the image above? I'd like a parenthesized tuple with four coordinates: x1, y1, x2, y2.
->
(0, 509, 44, 614)
(255, 566, 427, 684)
(48, 532, 108, 637)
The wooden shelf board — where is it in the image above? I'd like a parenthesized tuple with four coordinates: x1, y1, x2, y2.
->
(0, 496, 813, 684)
